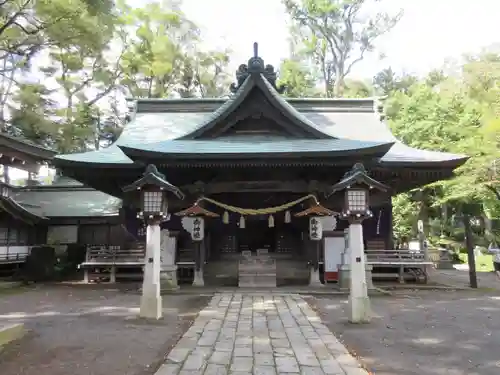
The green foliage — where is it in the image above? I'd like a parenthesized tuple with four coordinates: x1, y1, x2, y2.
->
(8, 83, 58, 147)
(278, 59, 320, 98)
(1, 0, 231, 152)
(392, 193, 418, 238)
(117, 1, 231, 99)
(385, 49, 500, 242)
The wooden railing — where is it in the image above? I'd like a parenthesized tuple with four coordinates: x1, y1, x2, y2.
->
(366, 249, 431, 265)
(82, 245, 145, 265)
(366, 249, 433, 283)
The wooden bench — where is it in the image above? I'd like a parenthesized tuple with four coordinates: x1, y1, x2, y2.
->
(366, 249, 434, 283)
(80, 246, 145, 283)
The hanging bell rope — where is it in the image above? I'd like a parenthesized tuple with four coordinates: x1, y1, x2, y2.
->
(198, 194, 318, 216)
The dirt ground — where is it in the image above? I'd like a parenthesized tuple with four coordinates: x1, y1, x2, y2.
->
(306, 290, 500, 375)
(0, 284, 211, 375)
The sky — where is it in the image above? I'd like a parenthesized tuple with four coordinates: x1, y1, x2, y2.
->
(175, 0, 498, 78)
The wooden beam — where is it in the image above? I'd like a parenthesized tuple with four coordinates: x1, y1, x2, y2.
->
(181, 180, 332, 194)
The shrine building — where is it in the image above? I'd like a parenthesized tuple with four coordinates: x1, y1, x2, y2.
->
(0, 46, 467, 286)
(48, 47, 467, 286)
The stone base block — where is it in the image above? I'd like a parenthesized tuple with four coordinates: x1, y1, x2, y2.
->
(139, 293, 162, 320)
(192, 269, 205, 287)
(436, 260, 454, 270)
(338, 265, 374, 290)
(160, 266, 179, 292)
(347, 295, 371, 324)
(309, 268, 324, 287)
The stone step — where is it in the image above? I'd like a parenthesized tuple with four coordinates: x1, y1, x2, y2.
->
(239, 269, 277, 274)
(239, 274, 277, 277)
(238, 274, 276, 288)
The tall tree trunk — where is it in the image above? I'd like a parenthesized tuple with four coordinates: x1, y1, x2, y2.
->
(333, 71, 345, 97)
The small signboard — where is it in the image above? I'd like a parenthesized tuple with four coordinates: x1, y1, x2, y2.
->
(309, 216, 323, 241)
(190, 218, 204, 241)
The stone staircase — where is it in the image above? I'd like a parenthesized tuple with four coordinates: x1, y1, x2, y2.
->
(238, 249, 277, 287)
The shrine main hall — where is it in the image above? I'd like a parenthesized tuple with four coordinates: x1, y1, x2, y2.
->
(1, 48, 467, 286)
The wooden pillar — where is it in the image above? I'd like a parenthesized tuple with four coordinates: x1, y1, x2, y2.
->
(193, 239, 205, 286)
(309, 239, 323, 287)
(387, 203, 394, 249)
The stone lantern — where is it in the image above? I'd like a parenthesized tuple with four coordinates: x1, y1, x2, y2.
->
(328, 163, 388, 323)
(123, 165, 184, 319)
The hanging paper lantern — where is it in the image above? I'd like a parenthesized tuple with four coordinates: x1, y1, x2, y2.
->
(239, 215, 246, 229)
(268, 214, 275, 228)
(284, 210, 291, 223)
(223, 211, 229, 224)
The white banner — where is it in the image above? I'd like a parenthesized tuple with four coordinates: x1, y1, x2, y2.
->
(191, 217, 204, 241)
(309, 216, 323, 241)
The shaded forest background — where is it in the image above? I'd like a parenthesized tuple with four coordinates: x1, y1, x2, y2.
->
(2, 0, 500, 247)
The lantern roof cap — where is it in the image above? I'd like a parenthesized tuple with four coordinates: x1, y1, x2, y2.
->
(122, 164, 184, 200)
(294, 204, 338, 217)
(327, 163, 389, 196)
(175, 203, 219, 217)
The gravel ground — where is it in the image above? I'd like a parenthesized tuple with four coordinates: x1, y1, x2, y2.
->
(0, 284, 211, 375)
(306, 290, 500, 375)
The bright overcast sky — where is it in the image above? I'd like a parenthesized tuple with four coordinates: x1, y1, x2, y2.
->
(174, 0, 498, 78)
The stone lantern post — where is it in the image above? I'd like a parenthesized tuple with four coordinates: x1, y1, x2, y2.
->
(328, 163, 389, 323)
(122, 165, 184, 319)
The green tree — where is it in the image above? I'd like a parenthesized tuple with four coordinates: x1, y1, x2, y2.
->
(117, 1, 230, 99)
(385, 50, 500, 243)
(283, 0, 402, 97)
(7, 83, 58, 147)
(372, 67, 417, 96)
(1, 0, 116, 151)
(278, 58, 319, 98)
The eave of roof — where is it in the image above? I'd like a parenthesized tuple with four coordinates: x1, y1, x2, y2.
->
(118, 138, 394, 160)
(14, 187, 121, 217)
(0, 133, 57, 160)
(52, 98, 467, 170)
(0, 195, 48, 224)
(380, 143, 469, 168)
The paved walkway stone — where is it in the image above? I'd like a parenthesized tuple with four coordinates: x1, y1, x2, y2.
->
(155, 293, 368, 375)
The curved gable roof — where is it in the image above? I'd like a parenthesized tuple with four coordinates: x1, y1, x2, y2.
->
(179, 73, 331, 140)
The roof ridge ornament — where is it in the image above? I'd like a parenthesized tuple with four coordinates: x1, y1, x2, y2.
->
(230, 42, 286, 94)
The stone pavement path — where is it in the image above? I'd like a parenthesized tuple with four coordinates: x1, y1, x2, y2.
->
(156, 293, 368, 375)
